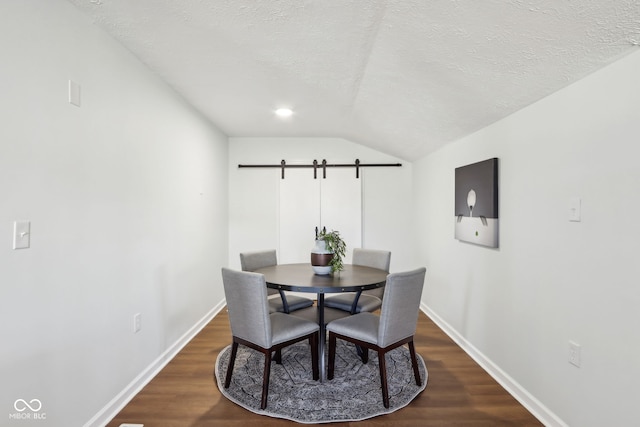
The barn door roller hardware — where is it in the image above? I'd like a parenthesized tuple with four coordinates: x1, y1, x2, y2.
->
(238, 159, 402, 179)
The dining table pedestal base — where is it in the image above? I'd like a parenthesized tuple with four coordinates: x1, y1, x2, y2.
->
(289, 301, 352, 381)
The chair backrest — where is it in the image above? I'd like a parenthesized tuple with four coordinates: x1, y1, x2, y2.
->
(352, 248, 391, 272)
(353, 248, 391, 300)
(240, 249, 277, 271)
(377, 267, 426, 347)
(222, 268, 272, 348)
(240, 250, 278, 296)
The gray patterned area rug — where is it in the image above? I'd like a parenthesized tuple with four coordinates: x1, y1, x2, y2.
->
(214, 340, 428, 424)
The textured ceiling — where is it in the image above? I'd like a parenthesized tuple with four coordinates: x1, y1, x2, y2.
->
(67, 0, 640, 161)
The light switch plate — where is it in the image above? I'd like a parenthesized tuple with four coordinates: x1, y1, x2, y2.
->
(13, 221, 31, 249)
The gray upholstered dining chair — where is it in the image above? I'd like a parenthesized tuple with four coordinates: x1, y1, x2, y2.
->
(326, 267, 426, 408)
(240, 249, 314, 314)
(324, 248, 391, 314)
(221, 268, 319, 409)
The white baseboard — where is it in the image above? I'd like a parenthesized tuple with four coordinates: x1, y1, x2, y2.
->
(420, 303, 567, 427)
(84, 300, 227, 427)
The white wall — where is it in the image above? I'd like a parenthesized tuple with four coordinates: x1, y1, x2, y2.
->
(228, 137, 415, 272)
(7, 2, 636, 426)
(0, 1, 228, 426)
(414, 48, 640, 426)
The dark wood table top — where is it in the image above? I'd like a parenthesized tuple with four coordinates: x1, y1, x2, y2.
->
(254, 263, 387, 294)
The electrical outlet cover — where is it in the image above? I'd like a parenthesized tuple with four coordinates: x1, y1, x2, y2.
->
(569, 341, 581, 367)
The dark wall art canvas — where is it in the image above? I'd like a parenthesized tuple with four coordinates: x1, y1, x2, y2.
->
(454, 158, 499, 248)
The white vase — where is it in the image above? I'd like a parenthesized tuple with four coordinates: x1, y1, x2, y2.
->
(310, 239, 333, 275)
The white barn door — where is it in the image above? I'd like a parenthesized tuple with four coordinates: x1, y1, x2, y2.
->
(278, 168, 361, 264)
(319, 169, 361, 263)
(278, 169, 321, 263)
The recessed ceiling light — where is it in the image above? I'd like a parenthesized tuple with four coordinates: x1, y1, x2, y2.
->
(275, 108, 293, 117)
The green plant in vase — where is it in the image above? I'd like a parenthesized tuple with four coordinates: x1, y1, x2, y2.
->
(317, 228, 346, 273)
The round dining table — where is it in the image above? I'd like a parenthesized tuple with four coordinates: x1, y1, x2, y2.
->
(253, 263, 388, 380)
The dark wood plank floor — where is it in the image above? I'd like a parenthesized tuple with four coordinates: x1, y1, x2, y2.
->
(107, 309, 542, 426)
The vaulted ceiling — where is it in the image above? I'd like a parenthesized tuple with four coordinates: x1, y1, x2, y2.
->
(67, 0, 640, 161)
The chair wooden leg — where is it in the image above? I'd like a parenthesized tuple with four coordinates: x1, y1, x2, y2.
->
(360, 346, 369, 364)
(224, 341, 239, 388)
(260, 351, 272, 409)
(408, 339, 422, 386)
(378, 349, 390, 408)
(310, 333, 319, 381)
(327, 332, 336, 380)
(273, 348, 282, 364)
